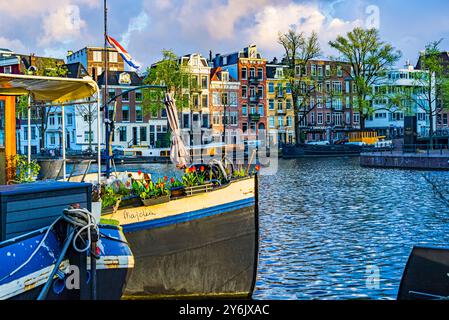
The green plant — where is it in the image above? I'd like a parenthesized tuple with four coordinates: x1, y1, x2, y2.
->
(182, 166, 198, 187)
(139, 178, 169, 200)
(169, 177, 184, 188)
(13, 155, 40, 183)
(101, 185, 121, 209)
(233, 167, 246, 178)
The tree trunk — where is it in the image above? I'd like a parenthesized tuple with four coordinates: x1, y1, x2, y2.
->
(292, 95, 301, 145)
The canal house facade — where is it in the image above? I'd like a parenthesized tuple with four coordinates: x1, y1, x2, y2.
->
(97, 71, 169, 149)
(266, 63, 295, 145)
(178, 53, 212, 145)
(294, 59, 359, 142)
(209, 67, 240, 144)
(213, 45, 267, 141)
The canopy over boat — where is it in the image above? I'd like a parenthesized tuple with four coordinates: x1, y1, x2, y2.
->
(0, 73, 98, 103)
(0, 73, 101, 183)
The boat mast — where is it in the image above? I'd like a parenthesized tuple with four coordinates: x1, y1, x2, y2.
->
(104, 0, 111, 177)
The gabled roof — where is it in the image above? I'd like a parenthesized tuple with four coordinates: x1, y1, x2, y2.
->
(65, 62, 89, 79)
(210, 67, 238, 82)
(97, 70, 142, 86)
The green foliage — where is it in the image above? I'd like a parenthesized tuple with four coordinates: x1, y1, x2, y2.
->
(328, 27, 402, 127)
(13, 155, 40, 183)
(138, 178, 170, 200)
(23, 58, 68, 77)
(233, 167, 246, 178)
(142, 49, 191, 116)
(169, 177, 184, 188)
(101, 185, 122, 209)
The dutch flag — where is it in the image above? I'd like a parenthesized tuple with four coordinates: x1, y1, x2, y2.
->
(106, 35, 140, 70)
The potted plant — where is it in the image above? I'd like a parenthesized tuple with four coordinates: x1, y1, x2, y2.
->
(12, 155, 40, 183)
(140, 178, 170, 206)
(101, 185, 122, 214)
(169, 177, 185, 198)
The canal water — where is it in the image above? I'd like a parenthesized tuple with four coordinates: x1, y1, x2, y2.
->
(113, 158, 449, 300)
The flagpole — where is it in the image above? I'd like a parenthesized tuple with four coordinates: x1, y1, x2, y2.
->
(104, 0, 111, 177)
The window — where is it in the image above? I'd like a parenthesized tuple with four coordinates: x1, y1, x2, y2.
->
(337, 65, 343, 77)
(277, 101, 283, 111)
(278, 117, 284, 128)
(136, 105, 143, 122)
(108, 89, 115, 100)
(230, 112, 238, 125)
(332, 81, 342, 93)
(269, 116, 275, 128)
(346, 96, 351, 109)
(222, 72, 229, 82)
(345, 81, 350, 93)
(258, 104, 264, 116)
(242, 86, 247, 98)
(140, 127, 147, 142)
(258, 86, 264, 98)
(249, 68, 255, 78)
(311, 65, 317, 77)
(183, 114, 190, 128)
(326, 113, 331, 124)
(122, 91, 129, 101)
(257, 68, 263, 80)
(109, 51, 118, 63)
(119, 127, 127, 142)
(57, 113, 62, 125)
(135, 90, 142, 101)
(277, 83, 283, 97)
(269, 99, 275, 110)
(318, 66, 323, 77)
(241, 67, 247, 80)
(213, 92, 220, 106)
(268, 82, 274, 93)
(286, 99, 292, 110)
(353, 113, 360, 123)
(309, 113, 315, 125)
(317, 113, 323, 124)
(122, 105, 130, 122)
(31, 127, 36, 140)
(221, 92, 228, 106)
(202, 114, 209, 128)
(242, 122, 248, 132)
(161, 108, 167, 118)
(250, 105, 256, 114)
(317, 97, 323, 109)
(50, 134, 56, 145)
(346, 112, 351, 124)
(286, 83, 291, 94)
(202, 94, 208, 108)
(3, 66, 12, 74)
(325, 65, 331, 77)
(250, 86, 256, 97)
(84, 131, 93, 143)
(201, 76, 208, 89)
(242, 104, 248, 116)
(287, 116, 293, 127)
(93, 51, 102, 62)
(213, 112, 220, 125)
(67, 114, 73, 126)
(230, 92, 237, 106)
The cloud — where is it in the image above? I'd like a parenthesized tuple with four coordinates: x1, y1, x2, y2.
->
(39, 4, 87, 45)
(120, 11, 149, 48)
(0, 37, 27, 53)
(0, 0, 99, 16)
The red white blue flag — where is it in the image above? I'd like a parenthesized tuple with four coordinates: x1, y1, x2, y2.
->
(106, 35, 140, 70)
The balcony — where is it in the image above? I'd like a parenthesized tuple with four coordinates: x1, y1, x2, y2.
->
(249, 95, 263, 102)
(248, 76, 262, 84)
(249, 113, 261, 122)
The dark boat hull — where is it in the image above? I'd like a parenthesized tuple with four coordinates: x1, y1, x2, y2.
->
(282, 144, 364, 158)
(109, 177, 259, 299)
(398, 246, 449, 300)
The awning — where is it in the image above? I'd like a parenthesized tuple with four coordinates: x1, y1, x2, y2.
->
(0, 73, 98, 103)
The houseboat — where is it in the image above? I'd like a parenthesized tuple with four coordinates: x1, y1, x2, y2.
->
(102, 172, 259, 299)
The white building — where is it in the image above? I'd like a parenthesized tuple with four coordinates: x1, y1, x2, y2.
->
(178, 53, 211, 144)
(366, 64, 435, 138)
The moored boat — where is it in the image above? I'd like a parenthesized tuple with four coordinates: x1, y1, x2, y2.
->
(103, 175, 259, 299)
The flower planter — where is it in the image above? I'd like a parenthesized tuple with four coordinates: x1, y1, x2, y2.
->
(170, 186, 186, 198)
(119, 196, 143, 208)
(142, 195, 170, 206)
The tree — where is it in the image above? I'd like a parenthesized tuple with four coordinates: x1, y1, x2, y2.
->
(75, 103, 98, 153)
(278, 29, 321, 143)
(329, 27, 402, 129)
(142, 49, 190, 115)
(402, 40, 449, 144)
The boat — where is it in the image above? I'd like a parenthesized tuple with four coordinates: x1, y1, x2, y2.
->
(397, 246, 449, 300)
(102, 171, 259, 299)
(0, 182, 134, 300)
(282, 130, 393, 158)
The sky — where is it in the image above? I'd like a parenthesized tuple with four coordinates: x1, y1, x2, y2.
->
(1, 0, 449, 71)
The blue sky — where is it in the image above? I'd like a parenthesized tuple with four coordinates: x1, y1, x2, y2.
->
(1, 0, 449, 70)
